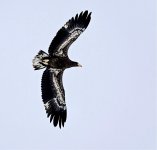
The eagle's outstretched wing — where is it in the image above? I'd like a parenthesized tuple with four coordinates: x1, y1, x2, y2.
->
(48, 10, 91, 57)
(41, 68, 66, 128)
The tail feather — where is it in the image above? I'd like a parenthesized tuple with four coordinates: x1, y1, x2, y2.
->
(32, 50, 49, 70)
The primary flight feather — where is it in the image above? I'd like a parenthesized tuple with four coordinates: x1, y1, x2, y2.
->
(32, 10, 91, 128)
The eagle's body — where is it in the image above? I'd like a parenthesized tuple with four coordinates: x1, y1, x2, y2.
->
(32, 11, 91, 128)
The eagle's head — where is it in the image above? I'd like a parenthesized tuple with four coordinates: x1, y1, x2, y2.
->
(68, 61, 82, 68)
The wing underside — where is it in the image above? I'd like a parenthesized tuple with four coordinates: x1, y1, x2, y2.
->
(41, 68, 66, 128)
(48, 10, 91, 57)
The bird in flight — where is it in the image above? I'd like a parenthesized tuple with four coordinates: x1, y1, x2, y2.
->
(32, 10, 91, 128)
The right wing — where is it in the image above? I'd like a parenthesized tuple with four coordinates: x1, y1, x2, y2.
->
(41, 68, 66, 128)
(48, 10, 91, 57)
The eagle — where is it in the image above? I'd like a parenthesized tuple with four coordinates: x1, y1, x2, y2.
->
(32, 10, 91, 128)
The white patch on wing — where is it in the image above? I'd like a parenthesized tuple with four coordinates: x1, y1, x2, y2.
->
(54, 51, 66, 57)
(64, 23, 69, 29)
(44, 100, 51, 109)
(51, 69, 65, 106)
(68, 27, 85, 34)
(56, 28, 85, 56)
(50, 69, 61, 75)
(44, 69, 66, 111)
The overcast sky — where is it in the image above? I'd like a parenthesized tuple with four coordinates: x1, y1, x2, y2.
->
(0, 0, 156, 150)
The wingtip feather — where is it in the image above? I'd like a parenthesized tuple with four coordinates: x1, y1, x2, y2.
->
(46, 108, 67, 128)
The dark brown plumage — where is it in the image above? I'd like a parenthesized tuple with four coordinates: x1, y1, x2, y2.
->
(32, 10, 91, 128)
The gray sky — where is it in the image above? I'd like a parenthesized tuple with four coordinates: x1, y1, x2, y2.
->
(0, 0, 156, 150)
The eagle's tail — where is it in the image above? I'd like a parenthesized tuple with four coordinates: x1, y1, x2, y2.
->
(32, 50, 49, 70)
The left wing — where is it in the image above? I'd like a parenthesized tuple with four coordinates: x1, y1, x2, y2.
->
(48, 10, 91, 57)
(41, 68, 66, 128)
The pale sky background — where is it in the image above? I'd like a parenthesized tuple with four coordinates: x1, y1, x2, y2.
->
(0, 0, 156, 150)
